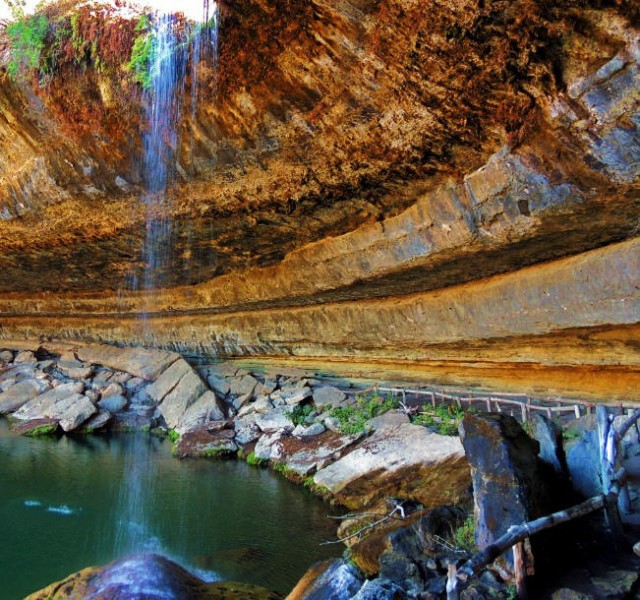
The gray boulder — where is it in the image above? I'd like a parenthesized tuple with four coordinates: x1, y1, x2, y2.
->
(460, 412, 558, 566)
(313, 386, 346, 408)
(0, 379, 49, 414)
(14, 351, 37, 364)
(12, 381, 85, 421)
(175, 390, 225, 435)
(255, 409, 295, 433)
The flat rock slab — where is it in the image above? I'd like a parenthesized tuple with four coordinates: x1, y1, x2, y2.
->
(313, 423, 470, 510)
(278, 431, 363, 476)
(76, 344, 179, 381)
(175, 424, 237, 459)
(13, 381, 85, 421)
(0, 379, 49, 414)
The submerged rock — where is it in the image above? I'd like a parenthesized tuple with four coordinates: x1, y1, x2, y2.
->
(25, 553, 282, 600)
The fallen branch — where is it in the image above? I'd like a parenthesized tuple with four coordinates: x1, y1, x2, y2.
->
(455, 494, 609, 583)
(321, 501, 407, 545)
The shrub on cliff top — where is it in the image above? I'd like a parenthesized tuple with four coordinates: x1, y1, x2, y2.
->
(6, 13, 48, 81)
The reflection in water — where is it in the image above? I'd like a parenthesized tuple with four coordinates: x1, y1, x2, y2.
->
(0, 421, 340, 600)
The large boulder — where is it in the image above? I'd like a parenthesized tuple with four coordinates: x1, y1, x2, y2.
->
(12, 381, 85, 421)
(459, 412, 558, 565)
(312, 386, 346, 408)
(0, 379, 49, 414)
(147, 358, 207, 429)
(313, 423, 470, 510)
(25, 553, 281, 600)
(287, 559, 365, 600)
(176, 390, 226, 435)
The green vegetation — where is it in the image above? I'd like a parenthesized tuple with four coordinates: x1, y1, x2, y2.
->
(201, 447, 235, 459)
(285, 403, 314, 426)
(453, 513, 476, 553)
(25, 423, 57, 437)
(330, 392, 399, 434)
(6, 13, 48, 81)
(127, 15, 155, 89)
(303, 476, 331, 498)
(167, 429, 180, 443)
(246, 452, 268, 467)
(412, 403, 464, 436)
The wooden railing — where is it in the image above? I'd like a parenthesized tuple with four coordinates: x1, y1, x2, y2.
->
(348, 383, 638, 423)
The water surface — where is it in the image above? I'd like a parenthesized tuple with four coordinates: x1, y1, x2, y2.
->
(0, 420, 340, 598)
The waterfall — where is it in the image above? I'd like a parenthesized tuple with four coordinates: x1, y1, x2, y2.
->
(141, 12, 187, 294)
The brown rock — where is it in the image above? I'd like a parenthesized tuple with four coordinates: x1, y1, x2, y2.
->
(313, 423, 470, 510)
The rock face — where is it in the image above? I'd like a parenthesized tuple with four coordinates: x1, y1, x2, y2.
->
(313, 423, 470, 510)
(459, 412, 558, 564)
(0, 2, 636, 396)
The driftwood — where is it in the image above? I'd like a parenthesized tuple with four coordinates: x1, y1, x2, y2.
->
(322, 500, 406, 545)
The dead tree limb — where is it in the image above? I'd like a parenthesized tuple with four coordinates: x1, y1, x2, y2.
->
(321, 501, 406, 545)
(456, 494, 609, 583)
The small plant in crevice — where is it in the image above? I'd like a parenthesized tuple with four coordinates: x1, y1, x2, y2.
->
(453, 513, 476, 553)
(330, 392, 399, 435)
(285, 403, 314, 426)
(167, 429, 180, 443)
(412, 403, 464, 436)
(246, 451, 268, 467)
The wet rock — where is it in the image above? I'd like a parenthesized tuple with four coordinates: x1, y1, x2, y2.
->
(255, 409, 295, 433)
(550, 589, 597, 600)
(14, 350, 37, 364)
(312, 386, 346, 408)
(460, 412, 557, 565)
(10, 417, 59, 436)
(314, 423, 470, 510)
(97, 394, 128, 413)
(176, 390, 226, 435)
(25, 553, 282, 600)
(0, 379, 49, 414)
(287, 558, 365, 600)
(175, 424, 237, 459)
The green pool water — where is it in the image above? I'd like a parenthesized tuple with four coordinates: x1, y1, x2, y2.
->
(0, 420, 340, 599)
